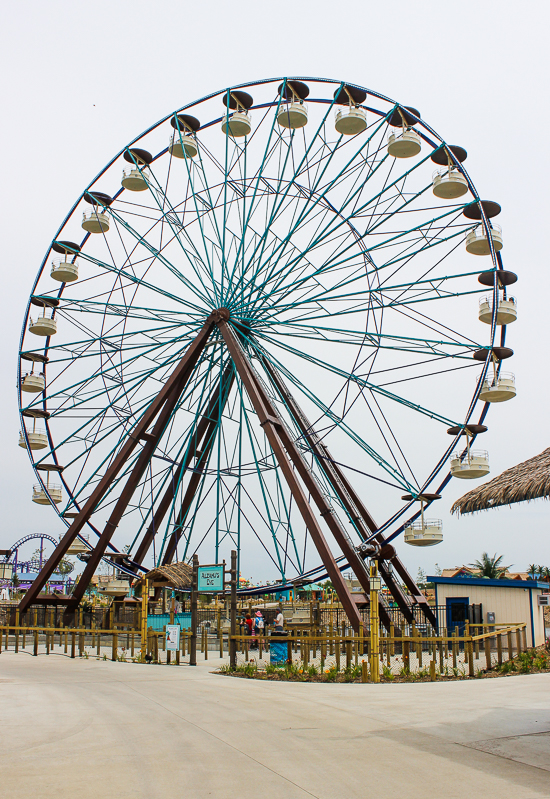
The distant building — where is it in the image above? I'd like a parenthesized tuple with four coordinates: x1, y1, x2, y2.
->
(429, 574, 548, 647)
(440, 566, 535, 582)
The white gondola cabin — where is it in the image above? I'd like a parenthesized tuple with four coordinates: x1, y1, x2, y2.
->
(450, 449, 490, 479)
(387, 106, 421, 157)
(121, 166, 150, 191)
(29, 315, 57, 336)
(28, 296, 59, 337)
(478, 372, 516, 403)
(121, 148, 153, 190)
(478, 293, 517, 325)
(50, 240, 81, 283)
(277, 81, 309, 130)
(447, 423, 490, 480)
(51, 257, 78, 282)
(466, 224, 503, 255)
(19, 428, 47, 450)
(404, 519, 443, 547)
(221, 91, 253, 138)
(81, 192, 112, 234)
(430, 145, 468, 199)
(66, 537, 90, 555)
(32, 481, 62, 505)
(463, 201, 502, 255)
(333, 85, 368, 135)
(402, 492, 443, 547)
(432, 168, 468, 199)
(21, 372, 45, 392)
(32, 464, 64, 505)
(168, 117, 199, 158)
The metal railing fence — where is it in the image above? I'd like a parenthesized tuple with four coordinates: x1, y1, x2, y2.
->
(232, 622, 528, 679)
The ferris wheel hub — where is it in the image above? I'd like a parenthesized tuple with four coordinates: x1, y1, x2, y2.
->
(208, 307, 230, 323)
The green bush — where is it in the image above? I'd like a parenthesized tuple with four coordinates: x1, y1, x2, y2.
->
(265, 662, 285, 675)
(325, 665, 339, 682)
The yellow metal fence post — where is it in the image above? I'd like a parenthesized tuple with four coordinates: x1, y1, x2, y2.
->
(141, 578, 148, 662)
(369, 561, 380, 683)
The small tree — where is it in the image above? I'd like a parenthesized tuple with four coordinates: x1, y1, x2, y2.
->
(32, 547, 73, 576)
(416, 567, 427, 589)
(469, 552, 511, 579)
(55, 557, 74, 576)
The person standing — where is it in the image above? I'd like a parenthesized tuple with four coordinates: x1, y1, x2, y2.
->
(243, 612, 254, 636)
(273, 607, 284, 631)
(254, 611, 265, 643)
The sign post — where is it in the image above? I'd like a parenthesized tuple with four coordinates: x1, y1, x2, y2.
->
(166, 624, 180, 653)
(190, 554, 198, 666)
(197, 565, 224, 592)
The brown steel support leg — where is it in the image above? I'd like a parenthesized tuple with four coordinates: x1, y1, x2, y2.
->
(218, 320, 364, 633)
(161, 372, 235, 565)
(162, 468, 209, 565)
(244, 362, 394, 628)
(19, 316, 217, 615)
(69, 366, 210, 607)
(262, 357, 433, 628)
(262, 357, 413, 624)
(133, 364, 234, 568)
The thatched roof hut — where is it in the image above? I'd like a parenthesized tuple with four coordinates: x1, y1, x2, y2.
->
(452, 447, 550, 515)
(139, 562, 193, 590)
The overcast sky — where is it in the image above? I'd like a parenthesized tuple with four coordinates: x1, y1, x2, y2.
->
(1, 0, 548, 578)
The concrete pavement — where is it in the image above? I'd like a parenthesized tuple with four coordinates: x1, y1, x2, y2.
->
(0, 652, 549, 798)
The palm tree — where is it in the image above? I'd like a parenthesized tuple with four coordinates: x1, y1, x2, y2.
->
(527, 564, 539, 579)
(469, 552, 512, 579)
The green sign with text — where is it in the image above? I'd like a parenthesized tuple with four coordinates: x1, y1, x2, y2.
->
(197, 565, 224, 592)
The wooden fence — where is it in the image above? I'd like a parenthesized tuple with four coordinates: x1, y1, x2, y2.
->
(0, 618, 529, 678)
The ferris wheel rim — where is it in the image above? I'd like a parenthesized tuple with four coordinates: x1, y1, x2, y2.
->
(18, 76, 507, 576)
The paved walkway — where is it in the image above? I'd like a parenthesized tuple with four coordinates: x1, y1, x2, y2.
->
(1, 652, 549, 798)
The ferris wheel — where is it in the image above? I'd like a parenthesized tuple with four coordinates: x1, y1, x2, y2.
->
(17, 77, 516, 628)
